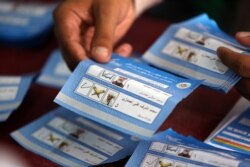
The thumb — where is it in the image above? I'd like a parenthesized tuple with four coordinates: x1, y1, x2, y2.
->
(235, 32, 250, 46)
(91, 2, 119, 63)
(217, 47, 250, 77)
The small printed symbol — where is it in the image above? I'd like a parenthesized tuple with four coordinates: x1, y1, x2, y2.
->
(102, 90, 119, 106)
(178, 148, 191, 158)
(91, 86, 105, 98)
(76, 79, 94, 96)
(112, 76, 127, 88)
(80, 82, 92, 89)
(187, 31, 200, 40)
(58, 141, 69, 150)
(176, 82, 191, 89)
(47, 133, 60, 143)
(159, 160, 173, 167)
(106, 94, 115, 105)
(101, 70, 115, 80)
(70, 129, 84, 139)
(186, 51, 197, 62)
(177, 46, 188, 55)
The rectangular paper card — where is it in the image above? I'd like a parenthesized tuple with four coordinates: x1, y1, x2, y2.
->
(142, 14, 249, 93)
(0, 2, 56, 47)
(37, 49, 71, 88)
(11, 107, 139, 167)
(54, 54, 201, 139)
(206, 97, 250, 155)
(125, 129, 250, 167)
(0, 75, 33, 121)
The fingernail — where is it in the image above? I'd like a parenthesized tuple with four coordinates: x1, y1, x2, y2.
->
(237, 32, 250, 38)
(92, 46, 109, 60)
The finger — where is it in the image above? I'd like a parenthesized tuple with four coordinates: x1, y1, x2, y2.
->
(115, 43, 133, 57)
(59, 42, 87, 71)
(53, 4, 88, 70)
(91, 1, 120, 63)
(82, 26, 95, 54)
(235, 32, 250, 46)
(113, 5, 135, 42)
(217, 47, 250, 77)
(235, 78, 250, 100)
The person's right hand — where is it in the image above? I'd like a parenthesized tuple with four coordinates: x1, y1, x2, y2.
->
(217, 32, 250, 100)
(53, 0, 136, 70)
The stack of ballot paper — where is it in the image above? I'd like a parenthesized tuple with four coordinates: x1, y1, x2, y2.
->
(0, 75, 33, 122)
(143, 14, 249, 93)
(206, 97, 250, 155)
(54, 54, 201, 139)
(11, 107, 139, 167)
(0, 1, 55, 47)
(11, 13, 250, 166)
(126, 129, 250, 167)
(37, 49, 71, 89)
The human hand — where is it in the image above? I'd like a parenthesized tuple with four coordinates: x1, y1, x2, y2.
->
(217, 32, 250, 100)
(53, 0, 136, 70)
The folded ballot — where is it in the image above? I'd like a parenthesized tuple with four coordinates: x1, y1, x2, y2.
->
(37, 49, 71, 89)
(143, 14, 249, 93)
(0, 75, 33, 121)
(206, 97, 250, 155)
(54, 54, 200, 139)
(0, 2, 55, 46)
(126, 129, 250, 167)
(11, 107, 139, 167)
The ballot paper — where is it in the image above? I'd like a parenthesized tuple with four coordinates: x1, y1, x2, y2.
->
(37, 49, 71, 88)
(11, 107, 139, 167)
(54, 54, 201, 139)
(143, 14, 249, 93)
(0, 75, 33, 121)
(206, 97, 250, 155)
(0, 1, 55, 46)
(126, 129, 250, 167)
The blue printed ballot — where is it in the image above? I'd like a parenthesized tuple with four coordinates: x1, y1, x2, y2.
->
(143, 14, 249, 93)
(0, 2, 55, 46)
(126, 129, 250, 167)
(37, 49, 71, 88)
(11, 107, 139, 167)
(206, 97, 250, 155)
(0, 75, 33, 121)
(54, 54, 200, 139)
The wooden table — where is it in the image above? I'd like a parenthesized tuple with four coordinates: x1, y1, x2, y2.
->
(0, 13, 240, 167)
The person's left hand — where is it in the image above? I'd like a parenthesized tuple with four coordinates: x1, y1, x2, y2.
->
(217, 32, 250, 100)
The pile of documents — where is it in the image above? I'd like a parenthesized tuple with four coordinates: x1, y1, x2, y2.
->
(37, 49, 71, 88)
(0, 2, 55, 47)
(7, 13, 250, 167)
(206, 97, 250, 155)
(11, 107, 139, 167)
(143, 14, 249, 93)
(126, 128, 250, 167)
(0, 75, 33, 122)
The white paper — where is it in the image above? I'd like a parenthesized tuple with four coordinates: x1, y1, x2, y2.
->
(48, 117, 123, 156)
(0, 86, 18, 101)
(0, 76, 21, 85)
(32, 127, 108, 165)
(162, 40, 228, 74)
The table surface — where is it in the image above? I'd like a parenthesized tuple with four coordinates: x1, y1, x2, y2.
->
(0, 14, 240, 167)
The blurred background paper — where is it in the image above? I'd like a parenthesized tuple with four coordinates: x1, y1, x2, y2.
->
(0, 1, 56, 47)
